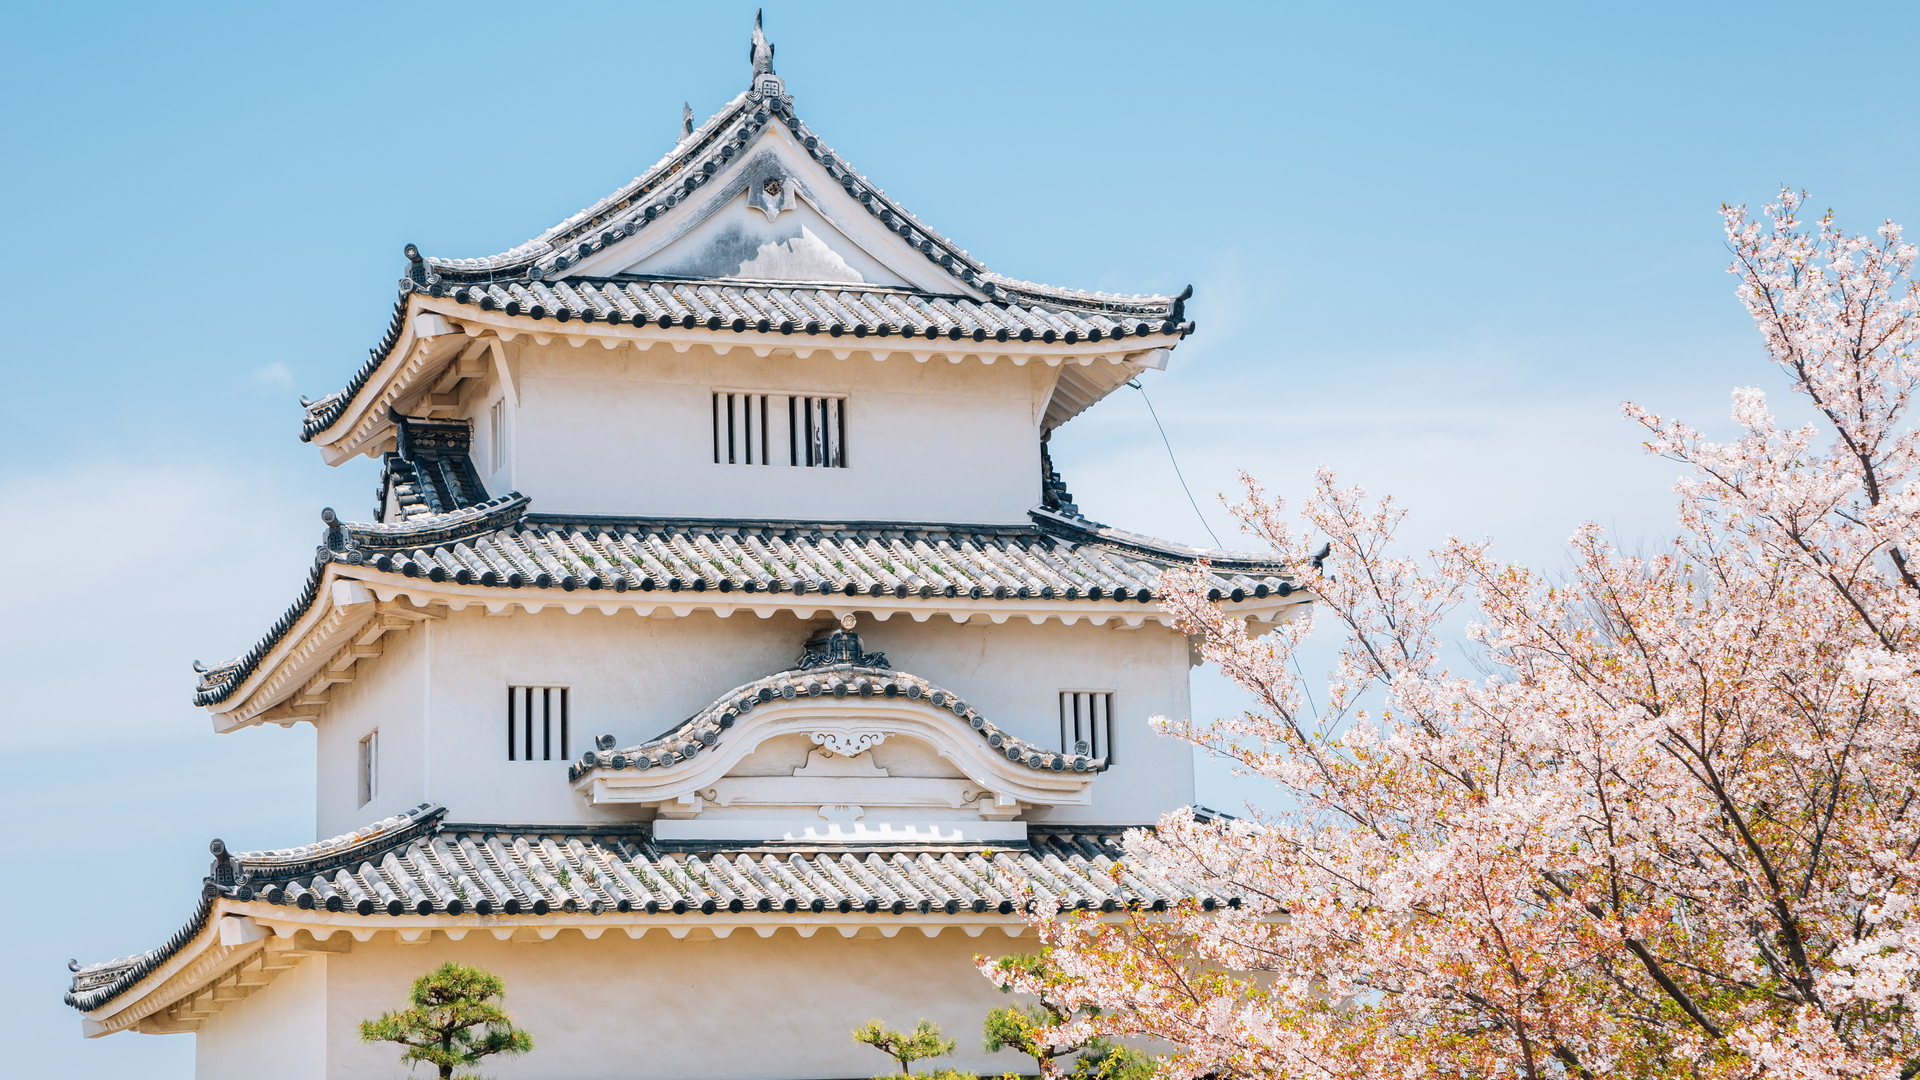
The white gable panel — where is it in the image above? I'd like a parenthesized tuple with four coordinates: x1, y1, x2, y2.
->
(626, 192, 908, 286)
(563, 125, 982, 296)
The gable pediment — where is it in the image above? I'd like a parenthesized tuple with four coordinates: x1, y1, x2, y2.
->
(632, 191, 908, 286)
(565, 133, 971, 295)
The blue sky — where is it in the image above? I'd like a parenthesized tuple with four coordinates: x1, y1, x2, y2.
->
(4, 1, 1918, 1075)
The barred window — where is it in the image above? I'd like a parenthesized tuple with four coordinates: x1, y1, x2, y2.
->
(712, 392, 846, 468)
(507, 686, 569, 761)
(1059, 691, 1113, 762)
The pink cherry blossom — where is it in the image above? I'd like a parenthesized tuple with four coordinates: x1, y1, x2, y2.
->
(983, 191, 1920, 1079)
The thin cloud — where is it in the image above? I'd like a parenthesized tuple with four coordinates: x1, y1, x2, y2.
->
(252, 361, 293, 389)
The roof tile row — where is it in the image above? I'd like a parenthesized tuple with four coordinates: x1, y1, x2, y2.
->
(440, 278, 1185, 345)
(68, 804, 1236, 1012)
(194, 504, 1295, 708)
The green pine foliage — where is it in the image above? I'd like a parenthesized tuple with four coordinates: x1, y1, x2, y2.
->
(1070, 1043, 1156, 1080)
(983, 1002, 1058, 1074)
(985, 952, 1156, 1080)
(853, 1018, 957, 1075)
(358, 962, 533, 1080)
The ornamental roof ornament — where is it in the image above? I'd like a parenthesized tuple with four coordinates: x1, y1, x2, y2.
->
(748, 9, 782, 99)
(797, 615, 888, 670)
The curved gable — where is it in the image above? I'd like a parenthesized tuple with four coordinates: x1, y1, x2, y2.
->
(571, 650, 1102, 841)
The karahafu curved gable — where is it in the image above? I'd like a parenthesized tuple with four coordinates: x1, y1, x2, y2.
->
(571, 626, 1102, 834)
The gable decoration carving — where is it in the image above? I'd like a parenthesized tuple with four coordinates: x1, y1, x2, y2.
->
(809, 729, 889, 758)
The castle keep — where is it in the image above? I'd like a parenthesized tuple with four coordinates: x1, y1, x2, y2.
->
(67, 17, 1300, 1078)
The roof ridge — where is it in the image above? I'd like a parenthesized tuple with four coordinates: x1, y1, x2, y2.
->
(227, 803, 445, 877)
(520, 512, 1047, 534)
(424, 90, 755, 279)
(1029, 508, 1287, 571)
(347, 492, 531, 548)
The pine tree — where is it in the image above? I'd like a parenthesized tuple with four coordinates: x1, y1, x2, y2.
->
(853, 1018, 956, 1076)
(359, 962, 533, 1079)
(984, 952, 1148, 1079)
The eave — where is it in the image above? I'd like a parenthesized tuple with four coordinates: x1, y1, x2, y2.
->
(207, 565, 1304, 733)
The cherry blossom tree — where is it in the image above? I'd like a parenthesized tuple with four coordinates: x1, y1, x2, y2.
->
(985, 191, 1920, 1080)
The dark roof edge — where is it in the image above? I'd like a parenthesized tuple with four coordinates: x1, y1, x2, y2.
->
(299, 292, 409, 442)
(192, 557, 329, 707)
(65, 804, 446, 1012)
(347, 493, 531, 550)
(225, 803, 446, 880)
(65, 894, 213, 1014)
(1029, 509, 1289, 573)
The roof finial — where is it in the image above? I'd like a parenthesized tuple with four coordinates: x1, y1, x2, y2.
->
(681, 102, 694, 138)
(748, 10, 783, 98)
(750, 9, 775, 77)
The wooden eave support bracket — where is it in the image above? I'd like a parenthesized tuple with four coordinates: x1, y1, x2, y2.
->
(219, 590, 442, 732)
(411, 335, 492, 418)
(125, 924, 349, 1035)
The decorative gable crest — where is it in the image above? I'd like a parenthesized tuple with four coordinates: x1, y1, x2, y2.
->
(744, 155, 797, 222)
(797, 615, 888, 669)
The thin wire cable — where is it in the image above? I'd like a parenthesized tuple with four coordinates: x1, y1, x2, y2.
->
(1130, 381, 1320, 719)
(1293, 653, 1319, 720)
(1128, 380, 1223, 548)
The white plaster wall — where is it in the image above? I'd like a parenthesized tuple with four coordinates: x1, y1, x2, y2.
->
(483, 342, 1053, 524)
(317, 606, 1191, 829)
(195, 954, 327, 1080)
(852, 615, 1195, 826)
(317, 625, 428, 839)
(321, 931, 1038, 1080)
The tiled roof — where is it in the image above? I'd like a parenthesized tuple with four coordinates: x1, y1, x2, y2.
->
(193, 501, 1296, 708)
(354, 510, 1294, 602)
(301, 278, 1190, 444)
(574, 659, 1104, 781)
(299, 72, 1194, 444)
(67, 803, 1239, 1012)
(446, 278, 1182, 341)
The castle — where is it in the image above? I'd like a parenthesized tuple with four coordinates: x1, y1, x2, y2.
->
(66, 16, 1299, 1078)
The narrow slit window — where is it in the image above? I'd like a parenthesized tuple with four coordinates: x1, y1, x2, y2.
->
(714, 392, 845, 468)
(506, 686, 569, 761)
(1059, 692, 1113, 764)
(357, 730, 378, 806)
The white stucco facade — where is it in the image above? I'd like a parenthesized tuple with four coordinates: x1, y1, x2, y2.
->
(460, 337, 1064, 525)
(317, 606, 1196, 839)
